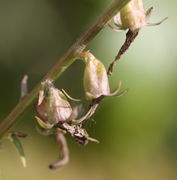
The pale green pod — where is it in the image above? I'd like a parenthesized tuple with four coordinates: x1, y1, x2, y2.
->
(83, 52, 110, 100)
(113, 0, 167, 32)
(114, 0, 146, 32)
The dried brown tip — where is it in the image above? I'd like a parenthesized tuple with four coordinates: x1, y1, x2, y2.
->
(145, 6, 154, 20)
(107, 30, 139, 75)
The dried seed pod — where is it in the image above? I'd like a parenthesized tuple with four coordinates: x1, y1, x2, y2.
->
(36, 80, 72, 129)
(113, 0, 167, 32)
(107, 0, 167, 75)
(115, 0, 146, 32)
(83, 52, 110, 100)
(82, 51, 128, 100)
(75, 51, 129, 124)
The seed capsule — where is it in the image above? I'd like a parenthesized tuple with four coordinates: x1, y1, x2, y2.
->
(83, 52, 110, 100)
(81, 51, 128, 102)
(113, 0, 167, 32)
(118, 0, 146, 31)
(36, 80, 72, 129)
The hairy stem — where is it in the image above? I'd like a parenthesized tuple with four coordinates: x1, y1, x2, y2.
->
(0, 0, 130, 138)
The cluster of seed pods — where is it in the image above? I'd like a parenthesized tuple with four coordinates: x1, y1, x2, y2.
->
(34, 0, 166, 169)
(3, 0, 166, 170)
(35, 51, 127, 169)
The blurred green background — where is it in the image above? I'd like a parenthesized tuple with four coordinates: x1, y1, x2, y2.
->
(0, 0, 176, 179)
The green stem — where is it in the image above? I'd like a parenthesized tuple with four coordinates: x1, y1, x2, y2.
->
(0, 0, 130, 138)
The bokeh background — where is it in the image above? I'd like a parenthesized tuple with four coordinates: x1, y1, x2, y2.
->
(0, 0, 176, 179)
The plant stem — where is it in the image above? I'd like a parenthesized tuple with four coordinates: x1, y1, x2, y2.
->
(0, 0, 130, 138)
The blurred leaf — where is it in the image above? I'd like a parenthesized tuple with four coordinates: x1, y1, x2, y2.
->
(7, 132, 27, 168)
